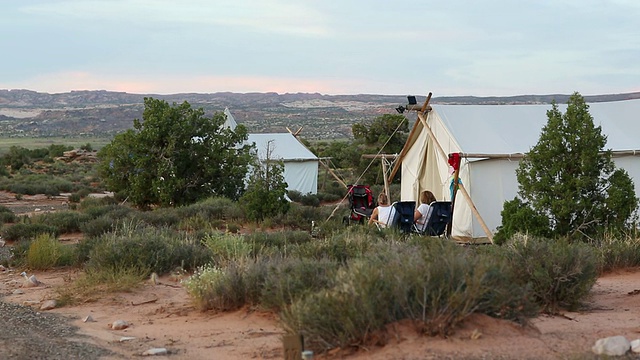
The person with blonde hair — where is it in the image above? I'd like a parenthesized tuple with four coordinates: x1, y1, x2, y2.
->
(368, 192, 396, 228)
(414, 190, 436, 231)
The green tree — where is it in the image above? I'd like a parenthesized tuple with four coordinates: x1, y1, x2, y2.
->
(97, 98, 253, 208)
(240, 141, 290, 221)
(4, 146, 31, 171)
(498, 92, 638, 240)
(352, 113, 408, 154)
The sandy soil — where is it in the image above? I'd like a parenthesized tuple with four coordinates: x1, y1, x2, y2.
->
(1, 267, 640, 360)
(2, 190, 640, 359)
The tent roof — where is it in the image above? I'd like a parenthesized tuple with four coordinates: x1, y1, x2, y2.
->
(223, 107, 238, 130)
(247, 133, 317, 162)
(433, 98, 640, 155)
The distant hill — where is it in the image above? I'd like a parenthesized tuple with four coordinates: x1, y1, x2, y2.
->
(1, 89, 638, 140)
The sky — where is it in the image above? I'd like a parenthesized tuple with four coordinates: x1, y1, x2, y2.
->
(1, 0, 639, 97)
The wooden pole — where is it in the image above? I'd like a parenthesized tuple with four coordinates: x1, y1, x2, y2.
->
(381, 158, 390, 200)
(457, 183, 494, 243)
(417, 111, 447, 162)
(420, 92, 433, 113)
(388, 92, 433, 182)
(318, 159, 348, 189)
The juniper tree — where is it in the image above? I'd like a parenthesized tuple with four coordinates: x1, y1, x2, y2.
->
(498, 92, 637, 241)
(97, 98, 253, 208)
(240, 140, 290, 222)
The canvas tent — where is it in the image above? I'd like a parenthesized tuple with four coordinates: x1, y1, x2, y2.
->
(397, 99, 640, 239)
(223, 108, 318, 195)
(223, 108, 238, 130)
(247, 133, 318, 195)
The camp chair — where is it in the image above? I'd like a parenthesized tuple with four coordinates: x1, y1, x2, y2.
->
(370, 202, 399, 230)
(344, 184, 376, 224)
(391, 201, 416, 234)
(413, 201, 452, 237)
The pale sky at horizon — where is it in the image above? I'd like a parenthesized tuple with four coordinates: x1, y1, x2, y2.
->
(2, 0, 639, 97)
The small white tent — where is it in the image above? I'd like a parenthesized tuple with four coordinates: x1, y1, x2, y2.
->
(223, 108, 319, 195)
(247, 133, 318, 195)
(398, 99, 640, 239)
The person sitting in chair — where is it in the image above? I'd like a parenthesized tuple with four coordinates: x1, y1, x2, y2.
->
(414, 190, 436, 232)
(368, 193, 396, 228)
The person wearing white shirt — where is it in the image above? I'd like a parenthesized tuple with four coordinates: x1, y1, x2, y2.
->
(414, 190, 436, 232)
(368, 193, 396, 228)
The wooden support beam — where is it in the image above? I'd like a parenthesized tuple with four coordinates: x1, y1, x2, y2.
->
(420, 92, 433, 113)
(361, 154, 399, 159)
(417, 111, 447, 162)
(381, 158, 390, 201)
(318, 159, 347, 189)
(388, 92, 433, 181)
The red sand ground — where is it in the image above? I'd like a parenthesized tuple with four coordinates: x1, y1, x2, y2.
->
(2, 268, 640, 359)
(2, 191, 640, 359)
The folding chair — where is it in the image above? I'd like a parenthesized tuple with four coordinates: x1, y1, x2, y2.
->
(414, 201, 452, 237)
(391, 201, 416, 234)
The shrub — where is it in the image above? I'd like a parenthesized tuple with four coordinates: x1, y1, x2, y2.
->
(494, 198, 551, 245)
(300, 194, 320, 207)
(289, 226, 382, 262)
(1, 223, 58, 242)
(2, 174, 74, 196)
(287, 190, 303, 203)
(178, 214, 211, 232)
(281, 241, 538, 353)
(26, 233, 65, 270)
(259, 257, 338, 311)
(30, 211, 91, 234)
(81, 203, 132, 220)
(316, 192, 342, 203)
(594, 233, 640, 272)
(180, 196, 244, 221)
(274, 203, 334, 229)
(183, 263, 246, 311)
(68, 193, 81, 203)
(76, 188, 92, 198)
(226, 223, 241, 234)
(0, 206, 17, 223)
(281, 256, 401, 352)
(244, 230, 313, 252)
(83, 224, 210, 275)
(240, 158, 289, 222)
(79, 215, 119, 238)
(495, 234, 599, 312)
(202, 232, 253, 265)
(4, 240, 31, 267)
(133, 207, 181, 228)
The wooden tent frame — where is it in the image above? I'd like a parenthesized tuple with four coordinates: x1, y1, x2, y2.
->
(387, 93, 495, 243)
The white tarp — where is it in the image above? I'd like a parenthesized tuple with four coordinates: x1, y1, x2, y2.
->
(247, 133, 318, 195)
(401, 99, 640, 239)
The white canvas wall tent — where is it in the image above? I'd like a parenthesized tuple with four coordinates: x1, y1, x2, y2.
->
(395, 98, 640, 241)
(222, 108, 319, 195)
(247, 133, 319, 195)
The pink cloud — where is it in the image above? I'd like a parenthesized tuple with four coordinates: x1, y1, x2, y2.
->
(1, 71, 389, 95)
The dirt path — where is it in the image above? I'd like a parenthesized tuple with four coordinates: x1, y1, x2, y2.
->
(2, 267, 640, 359)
